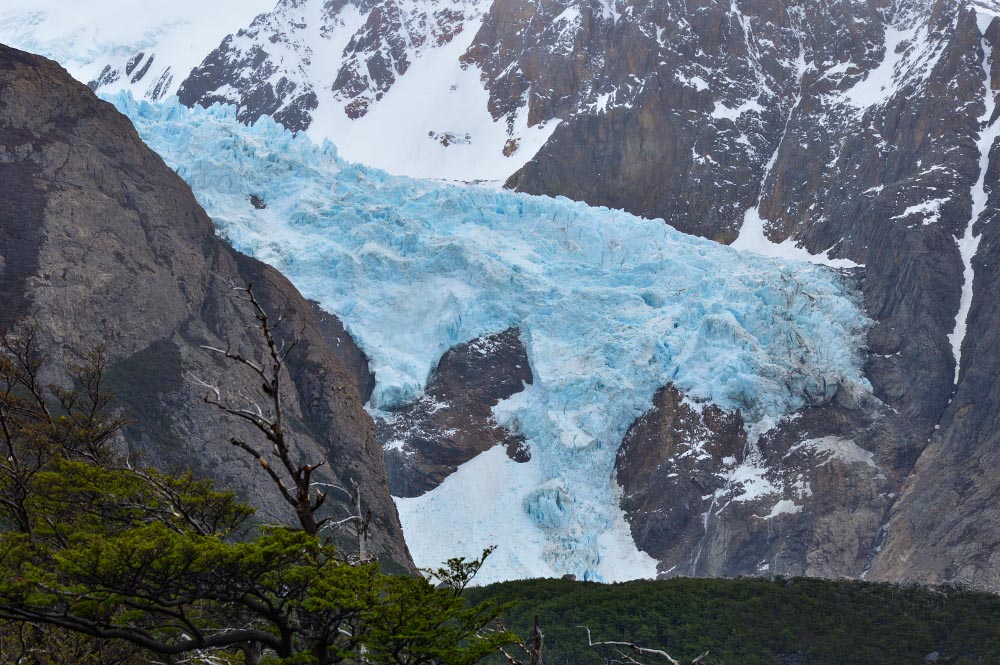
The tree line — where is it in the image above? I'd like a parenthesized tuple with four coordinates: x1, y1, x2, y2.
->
(0, 285, 519, 664)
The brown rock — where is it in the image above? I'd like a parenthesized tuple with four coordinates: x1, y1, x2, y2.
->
(378, 327, 533, 497)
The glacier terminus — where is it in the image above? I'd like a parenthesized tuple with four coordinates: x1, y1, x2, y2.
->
(113, 93, 871, 583)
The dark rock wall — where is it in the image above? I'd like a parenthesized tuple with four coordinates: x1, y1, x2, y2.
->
(483, 0, 801, 241)
(0, 44, 412, 570)
(378, 327, 533, 497)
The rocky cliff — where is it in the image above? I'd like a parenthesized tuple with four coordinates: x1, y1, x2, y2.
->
(474, 0, 1000, 589)
(378, 327, 533, 498)
(0, 44, 412, 570)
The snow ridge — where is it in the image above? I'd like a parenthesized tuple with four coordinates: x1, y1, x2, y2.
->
(948, 11, 999, 385)
(112, 94, 871, 583)
(0, 0, 273, 100)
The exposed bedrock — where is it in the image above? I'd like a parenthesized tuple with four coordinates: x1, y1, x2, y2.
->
(377, 327, 533, 498)
(615, 385, 900, 580)
(0, 44, 412, 570)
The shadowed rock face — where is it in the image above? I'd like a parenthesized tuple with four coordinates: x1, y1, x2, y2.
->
(616, 385, 900, 580)
(472, 0, 804, 240)
(464, 0, 1000, 590)
(378, 327, 533, 498)
(0, 44, 412, 571)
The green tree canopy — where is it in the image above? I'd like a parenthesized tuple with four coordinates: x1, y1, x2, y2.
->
(0, 298, 514, 665)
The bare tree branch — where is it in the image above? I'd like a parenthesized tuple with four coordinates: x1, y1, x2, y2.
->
(579, 626, 689, 665)
(194, 283, 336, 537)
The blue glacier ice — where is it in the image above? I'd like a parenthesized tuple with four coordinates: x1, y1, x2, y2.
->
(109, 93, 872, 582)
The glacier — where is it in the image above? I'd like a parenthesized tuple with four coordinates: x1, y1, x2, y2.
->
(110, 93, 872, 583)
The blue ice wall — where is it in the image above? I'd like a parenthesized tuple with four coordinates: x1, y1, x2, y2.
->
(111, 93, 871, 579)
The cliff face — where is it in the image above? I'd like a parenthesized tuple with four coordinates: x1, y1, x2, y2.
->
(616, 385, 901, 579)
(0, 44, 412, 570)
(465, 0, 1000, 589)
(378, 327, 533, 498)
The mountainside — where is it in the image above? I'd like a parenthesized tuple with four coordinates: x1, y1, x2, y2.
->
(0, 0, 274, 103)
(0, 44, 412, 570)
(110, 93, 904, 584)
(1, 0, 999, 590)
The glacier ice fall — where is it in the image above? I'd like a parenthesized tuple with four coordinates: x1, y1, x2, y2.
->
(112, 94, 872, 583)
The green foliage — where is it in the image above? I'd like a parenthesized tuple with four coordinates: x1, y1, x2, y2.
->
(468, 577, 1000, 665)
(363, 572, 514, 665)
(0, 620, 148, 665)
(0, 325, 513, 665)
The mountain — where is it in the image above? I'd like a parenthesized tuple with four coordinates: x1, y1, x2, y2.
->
(0, 0, 558, 182)
(0, 0, 274, 103)
(0, 44, 412, 570)
(1, 0, 999, 590)
(112, 93, 888, 583)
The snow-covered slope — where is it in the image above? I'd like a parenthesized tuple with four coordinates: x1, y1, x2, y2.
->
(173, 0, 557, 181)
(0, 0, 273, 100)
(0, 0, 558, 182)
(112, 94, 871, 582)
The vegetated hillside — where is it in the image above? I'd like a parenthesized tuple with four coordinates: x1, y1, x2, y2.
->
(469, 577, 1000, 665)
(0, 43, 412, 569)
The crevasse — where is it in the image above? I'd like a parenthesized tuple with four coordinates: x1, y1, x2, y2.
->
(110, 93, 871, 582)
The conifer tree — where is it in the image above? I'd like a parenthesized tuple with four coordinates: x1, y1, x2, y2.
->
(0, 305, 514, 664)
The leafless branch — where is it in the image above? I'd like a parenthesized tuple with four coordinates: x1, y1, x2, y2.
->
(579, 626, 689, 665)
(193, 283, 338, 537)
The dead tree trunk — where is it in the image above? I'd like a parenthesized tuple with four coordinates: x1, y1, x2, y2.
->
(529, 616, 543, 665)
(197, 283, 332, 537)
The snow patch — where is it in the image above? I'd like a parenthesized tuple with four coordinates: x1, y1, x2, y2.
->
(2, 0, 553, 182)
(891, 197, 950, 226)
(839, 19, 947, 112)
(733, 208, 862, 269)
(711, 98, 763, 121)
(756, 499, 802, 520)
(948, 15, 998, 384)
(789, 436, 877, 469)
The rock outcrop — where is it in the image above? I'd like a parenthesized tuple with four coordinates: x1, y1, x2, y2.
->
(616, 385, 899, 579)
(0, 44, 412, 570)
(378, 327, 532, 497)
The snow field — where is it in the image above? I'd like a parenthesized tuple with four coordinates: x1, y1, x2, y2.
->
(0, 0, 274, 100)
